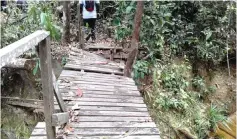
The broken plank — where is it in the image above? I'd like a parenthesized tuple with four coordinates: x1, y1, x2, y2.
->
(61, 70, 130, 79)
(67, 61, 124, 70)
(64, 64, 123, 75)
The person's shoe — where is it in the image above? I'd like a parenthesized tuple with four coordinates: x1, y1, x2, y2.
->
(85, 34, 91, 41)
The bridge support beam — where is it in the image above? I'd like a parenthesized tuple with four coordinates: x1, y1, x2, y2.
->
(39, 37, 56, 139)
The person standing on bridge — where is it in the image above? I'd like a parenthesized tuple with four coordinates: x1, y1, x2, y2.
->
(80, 0, 100, 43)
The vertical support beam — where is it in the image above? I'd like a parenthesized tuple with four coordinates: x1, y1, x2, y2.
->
(39, 37, 56, 139)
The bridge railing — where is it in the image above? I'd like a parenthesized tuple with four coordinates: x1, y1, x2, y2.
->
(0, 30, 68, 139)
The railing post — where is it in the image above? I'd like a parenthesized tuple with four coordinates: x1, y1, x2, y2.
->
(38, 36, 56, 138)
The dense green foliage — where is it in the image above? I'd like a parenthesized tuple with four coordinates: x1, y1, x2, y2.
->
(111, 1, 236, 65)
(109, 1, 235, 138)
(1, 1, 60, 48)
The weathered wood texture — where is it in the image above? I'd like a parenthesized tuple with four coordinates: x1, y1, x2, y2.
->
(0, 30, 49, 68)
(52, 112, 69, 126)
(38, 37, 56, 138)
(3, 58, 36, 70)
(52, 71, 67, 112)
(65, 48, 124, 75)
(30, 48, 160, 139)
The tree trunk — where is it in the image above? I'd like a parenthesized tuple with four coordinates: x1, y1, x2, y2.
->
(124, 1, 144, 77)
(76, 2, 81, 42)
(62, 1, 71, 44)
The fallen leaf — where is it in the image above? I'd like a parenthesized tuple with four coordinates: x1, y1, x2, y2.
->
(64, 124, 74, 134)
(76, 88, 83, 97)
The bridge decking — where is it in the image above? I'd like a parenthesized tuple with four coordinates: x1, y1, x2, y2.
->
(30, 48, 160, 139)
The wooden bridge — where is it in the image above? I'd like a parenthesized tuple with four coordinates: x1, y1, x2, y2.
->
(0, 30, 160, 139)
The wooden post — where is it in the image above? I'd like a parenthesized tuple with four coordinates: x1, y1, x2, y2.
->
(38, 37, 56, 139)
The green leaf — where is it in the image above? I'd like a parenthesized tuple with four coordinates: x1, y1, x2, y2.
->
(206, 31, 212, 40)
(150, 19, 155, 25)
(126, 6, 133, 14)
(140, 72, 145, 79)
(40, 12, 46, 25)
(33, 61, 39, 76)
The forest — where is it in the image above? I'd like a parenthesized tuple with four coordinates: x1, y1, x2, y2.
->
(0, 1, 236, 139)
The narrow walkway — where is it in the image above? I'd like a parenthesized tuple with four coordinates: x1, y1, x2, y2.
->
(30, 48, 160, 139)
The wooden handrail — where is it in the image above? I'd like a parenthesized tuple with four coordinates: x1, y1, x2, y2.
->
(0, 30, 68, 139)
(0, 30, 49, 68)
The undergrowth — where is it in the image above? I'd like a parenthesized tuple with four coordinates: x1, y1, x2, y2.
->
(133, 60, 228, 139)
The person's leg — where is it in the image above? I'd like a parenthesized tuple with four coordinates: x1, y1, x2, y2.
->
(90, 18, 96, 42)
(83, 19, 91, 41)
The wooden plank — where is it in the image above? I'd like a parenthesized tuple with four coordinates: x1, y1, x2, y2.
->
(76, 116, 152, 122)
(67, 61, 124, 70)
(64, 64, 124, 75)
(51, 112, 69, 126)
(61, 70, 131, 79)
(58, 72, 134, 83)
(54, 105, 148, 112)
(58, 84, 138, 91)
(61, 97, 144, 104)
(0, 30, 49, 68)
(62, 93, 142, 99)
(67, 59, 125, 68)
(52, 70, 67, 112)
(31, 127, 159, 135)
(86, 45, 123, 50)
(60, 89, 141, 96)
(36, 121, 156, 128)
(30, 135, 161, 139)
(58, 85, 138, 92)
(59, 73, 133, 81)
(59, 81, 136, 88)
(63, 101, 147, 107)
(58, 76, 135, 85)
(58, 77, 135, 86)
(71, 110, 150, 117)
(38, 36, 56, 138)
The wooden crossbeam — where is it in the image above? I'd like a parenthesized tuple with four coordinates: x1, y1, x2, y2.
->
(52, 112, 69, 126)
